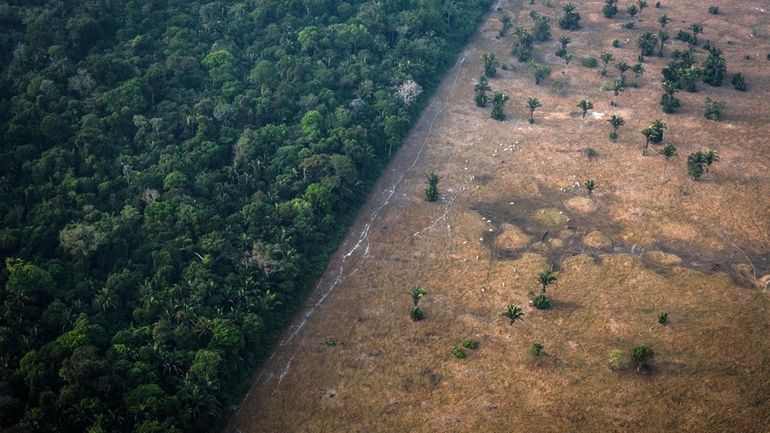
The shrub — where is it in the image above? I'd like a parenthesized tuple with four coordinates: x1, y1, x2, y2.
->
(451, 346, 466, 359)
(462, 339, 479, 349)
(676, 30, 694, 44)
(410, 306, 425, 321)
(732, 73, 747, 91)
(612, 39, 620, 48)
(632, 345, 655, 372)
(584, 147, 598, 159)
(704, 97, 725, 120)
(654, 2, 661, 8)
(608, 349, 630, 370)
(529, 342, 546, 357)
(602, 0, 619, 18)
(581, 57, 598, 67)
(623, 22, 635, 29)
(708, 5, 719, 14)
(559, 3, 582, 30)
(532, 294, 551, 309)
(657, 311, 668, 324)
(411, 286, 427, 305)
(324, 338, 337, 346)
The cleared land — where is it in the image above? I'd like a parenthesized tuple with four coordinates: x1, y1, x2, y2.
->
(230, 0, 770, 431)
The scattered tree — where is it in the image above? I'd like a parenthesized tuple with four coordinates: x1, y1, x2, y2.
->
(657, 311, 669, 324)
(532, 294, 552, 309)
(578, 100, 594, 118)
(411, 286, 427, 306)
(499, 14, 513, 37)
(559, 2, 582, 30)
(704, 97, 725, 120)
(513, 26, 535, 61)
(451, 346, 465, 358)
(462, 339, 479, 349)
(608, 349, 630, 371)
(530, 342, 546, 357)
(527, 61, 551, 85)
(584, 179, 597, 195)
(660, 143, 677, 174)
(527, 97, 543, 124)
(608, 114, 625, 141)
(627, 4, 639, 18)
(615, 60, 631, 84)
(603, 0, 619, 18)
(703, 46, 727, 86)
(531, 13, 552, 41)
(425, 171, 440, 202)
(474, 76, 491, 107)
(481, 52, 499, 77)
(632, 345, 655, 372)
(631, 63, 645, 87)
(637, 31, 658, 61)
(657, 29, 669, 57)
(538, 270, 556, 292)
(687, 151, 707, 180)
(704, 150, 720, 172)
(732, 73, 747, 91)
(410, 306, 425, 321)
(660, 80, 680, 113)
(600, 51, 614, 77)
(689, 23, 704, 45)
(491, 91, 509, 120)
(658, 14, 671, 28)
(503, 304, 524, 324)
(637, 0, 648, 14)
(557, 35, 571, 58)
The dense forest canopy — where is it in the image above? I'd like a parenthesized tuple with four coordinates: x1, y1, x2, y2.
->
(0, 0, 491, 431)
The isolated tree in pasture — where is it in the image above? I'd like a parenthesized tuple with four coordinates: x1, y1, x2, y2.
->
(578, 100, 593, 118)
(609, 79, 624, 106)
(491, 91, 509, 120)
(631, 63, 645, 87)
(632, 345, 655, 372)
(538, 270, 556, 293)
(637, 32, 658, 61)
(411, 286, 427, 306)
(608, 114, 625, 141)
(600, 51, 614, 76)
(527, 61, 551, 85)
(704, 150, 719, 172)
(499, 14, 513, 37)
(603, 0, 619, 19)
(584, 179, 597, 195)
(657, 30, 669, 57)
(527, 97, 542, 124)
(704, 97, 725, 120)
(660, 143, 677, 174)
(659, 80, 680, 113)
(559, 3, 582, 30)
(637, 0, 648, 15)
(689, 23, 704, 45)
(532, 13, 552, 41)
(687, 151, 707, 180)
(503, 304, 524, 324)
(513, 26, 535, 61)
(481, 52, 499, 77)
(615, 60, 630, 84)
(732, 73, 747, 91)
(703, 46, 726, 87)
(425, 171, 440, 201)
(658, 14, 671, 28)
(641, 127, 653, 155)
(474, 76, 491, 107)
(557, 35, 571, 57)
(627, 4, 639, 18)
(679, 66, 701, 92)
(648, 119, 666, 143)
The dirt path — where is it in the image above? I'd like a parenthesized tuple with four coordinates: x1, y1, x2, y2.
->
(229, 0, 770, 431)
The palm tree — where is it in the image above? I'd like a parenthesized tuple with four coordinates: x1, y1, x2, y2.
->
(627, 4, 639, 18)
(411, 286, 427, 306)
(538, 270, 557, 293)
(608, 114, 624, 141)
(609, 79, 624, 106)
(632, 345, 654, 372)
(503, 304, 524, 324)
(425, 171, 440, 201)
(615, 60, 630, 83)
(688, 151, 707, 180)
(631, 63, 645, 87)
(474, 76, 491, 107)
(660, 143, 677, 174)
(491, 91, 509, 120)
(641, 127, 653, 155)
(689, 23, 704, 45)
(650, 119, 666, 143)
(578, 99, 593, 118)
(584, 179, 597, 195)
(658, 14, 671, 28)
(637, 31, 658, 61)
(637, 0, 648, 14)
(704, 150, 719, 172)
(481, 52, 498, 77)
(600, 51, 614, 76)
(527, 97, 542, 124)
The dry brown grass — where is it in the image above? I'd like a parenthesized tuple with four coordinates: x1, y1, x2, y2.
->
(229, 0, 770, 431)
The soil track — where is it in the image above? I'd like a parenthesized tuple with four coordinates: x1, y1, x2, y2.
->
(229, 0, 770, 431)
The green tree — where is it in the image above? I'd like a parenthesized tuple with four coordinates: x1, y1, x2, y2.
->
(411, 286, 427, 306)
(474, 76, 491, 107)
(503, 304, 524, 324)
(637, 31, 658, 61)
(527, 97, 542, 124)
(578, 99, 593, 119)
(559, 3, 582, 30)
(491, 92, 509, 120)
(660, 143, 677, 174)
(608, 114, 625, 141)
(660, 80, 680, 113)
(704, 97, 725, 120)
(538, 270, 556, 293)
(602, 0, 619, 18)
(425, 171, 440, 202)
(689, 23, 704, 45)
(703, 46, 727, 86)
(600, 51, 614, 76)
(584, 179, 597, 195)
(632, 345, 655, 372)
(481, 52, 499, 77)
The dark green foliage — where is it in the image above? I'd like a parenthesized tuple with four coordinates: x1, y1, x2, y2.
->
(608, 114, 625, 141)
(410, 306, 426, 321)
(603, 0, 619, 18)
(632, 345, 655, 372)
(687, 150, 712, 180)
(584, 148, 599, 159)
(528, 62, 551, 85)
(425, 172, 441, 202)
(324, 338, 337, 346)
(637, 31, 659, 60)
(481, 52, 499, 77)
(660, 81, 680, 113)
(627, 5, 639, 17)
(676, 30, 695, 44)
(532, 294, 552, 310)
(623, 22, 635, 30)
(499, 14, 513, 37)
(513, 27, 535, 62)
(527, 97, 543, 124)
(531, 13, 552, 42)
(708, 5, 719, 14)
(612, 39, 621, 48)
(503, 304, 524, 324)
(647, 119, 667, 144)
(491, 92, 509, 121)
(411, 286, 427, 306)
(474, 76, 491, 107)
(451, 346, 466, 359)
(581, 57, 598, 68)
(462, 339, 480, 349)
(578, 100, 594, 118)
(704, 98, 725, 120)
(657, 311, 669, 324)
(556, 36, 571, 58)
(732, 73, 747, 91)
(0, 0, 492, 431)
(530, 342, 546, 357)
(559, 3, 582, 30)
(703, 46, 727, 86)
(600, 51, 614, 76)
(584, 180, 597, 195)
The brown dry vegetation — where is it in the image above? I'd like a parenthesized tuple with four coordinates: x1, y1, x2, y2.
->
(229, 0, 770, 431)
